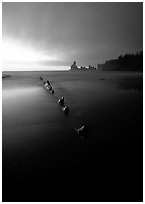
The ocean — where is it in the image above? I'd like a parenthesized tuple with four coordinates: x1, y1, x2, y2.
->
(2, 70, 143, 201)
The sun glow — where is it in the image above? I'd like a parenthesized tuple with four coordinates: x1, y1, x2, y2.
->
(2, 39, 69, 71)
(2, 40, 58, 63)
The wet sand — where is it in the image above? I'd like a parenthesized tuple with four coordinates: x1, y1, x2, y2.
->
(2, 71, 143, 201)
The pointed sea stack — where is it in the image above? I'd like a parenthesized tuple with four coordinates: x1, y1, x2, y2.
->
(70, 61, 79, 71)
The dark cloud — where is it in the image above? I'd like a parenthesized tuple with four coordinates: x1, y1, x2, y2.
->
(2, 2, 143, 69)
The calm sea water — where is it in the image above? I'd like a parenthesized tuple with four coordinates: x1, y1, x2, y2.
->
(2, 71, 143, 201)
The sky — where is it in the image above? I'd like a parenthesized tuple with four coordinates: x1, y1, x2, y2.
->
(2, 2, 143, 71)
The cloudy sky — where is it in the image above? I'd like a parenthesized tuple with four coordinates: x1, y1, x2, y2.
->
(2, 2, 143, 71)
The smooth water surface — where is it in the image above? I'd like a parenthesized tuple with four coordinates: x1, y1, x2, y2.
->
(2, 71, 143, 201)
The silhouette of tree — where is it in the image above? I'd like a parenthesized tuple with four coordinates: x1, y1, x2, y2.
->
(97, 51, 143, 71)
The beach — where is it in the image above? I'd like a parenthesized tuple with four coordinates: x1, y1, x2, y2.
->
(2, 70, 143, 201)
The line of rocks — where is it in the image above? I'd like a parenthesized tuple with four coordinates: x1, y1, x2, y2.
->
(40, 76, 88, 142)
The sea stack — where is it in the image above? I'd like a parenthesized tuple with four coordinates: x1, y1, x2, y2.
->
(70, 61, 79, 70)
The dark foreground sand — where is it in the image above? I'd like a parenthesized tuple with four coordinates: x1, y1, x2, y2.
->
(2, 71, 143, 201)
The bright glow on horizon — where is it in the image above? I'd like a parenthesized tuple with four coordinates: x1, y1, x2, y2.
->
(2, 40, 59, 62)
(2, 39, 69, 71)
(2, 64, 69, 71)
